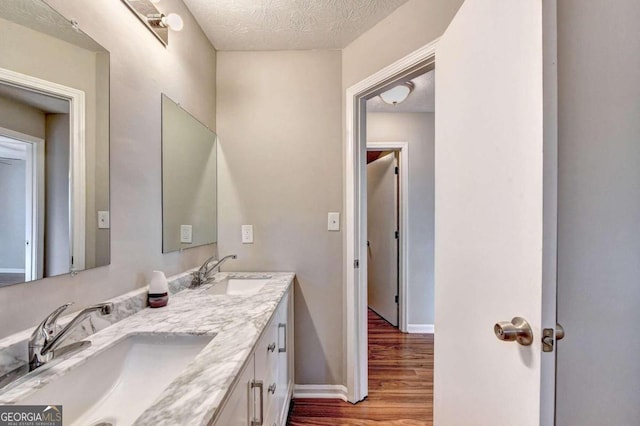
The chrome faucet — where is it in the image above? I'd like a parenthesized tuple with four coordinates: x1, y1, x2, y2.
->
(28, 302, 113, 371)
(192, 254, 237, 287)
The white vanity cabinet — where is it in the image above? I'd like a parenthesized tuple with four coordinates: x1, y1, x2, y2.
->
(212, 354, 254, 426)
(214, 287, 294, 426)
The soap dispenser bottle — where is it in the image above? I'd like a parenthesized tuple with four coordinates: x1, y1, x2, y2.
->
(148, 270, 169, 308)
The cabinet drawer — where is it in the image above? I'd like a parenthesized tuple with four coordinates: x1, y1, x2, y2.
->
(255, 316, 279, 415)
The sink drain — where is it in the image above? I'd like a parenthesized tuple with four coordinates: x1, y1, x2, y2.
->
(92, 418, 116, 426)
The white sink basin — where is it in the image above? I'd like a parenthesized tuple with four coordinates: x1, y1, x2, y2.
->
(20, 333, 212, 426)
(208, 277, 271, 295)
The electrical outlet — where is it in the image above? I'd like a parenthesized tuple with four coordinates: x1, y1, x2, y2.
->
(97, 211, 110, 229)
(242, 225, 254, 244)
(180, 225, 192, 243)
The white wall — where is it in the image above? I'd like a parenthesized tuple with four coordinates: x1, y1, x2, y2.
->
(556, 1, 640, 424)
(216, 50, 343, 385)
(0, 0, 217, 337)
(367, 113, 434, 326)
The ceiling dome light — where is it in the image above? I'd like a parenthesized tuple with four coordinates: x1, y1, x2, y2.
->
(379, 82, 414, 106)
(162, 13, 184, 31)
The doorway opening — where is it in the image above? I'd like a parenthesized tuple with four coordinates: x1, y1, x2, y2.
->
(0, 134, 41, 286)
(345, 39, 437, 404)
(365, 140, 412, 332)
(366, 149, 400, 328)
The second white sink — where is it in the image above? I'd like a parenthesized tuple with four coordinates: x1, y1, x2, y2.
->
(20, 333, 213, 426)
(208, 278, 271, 295)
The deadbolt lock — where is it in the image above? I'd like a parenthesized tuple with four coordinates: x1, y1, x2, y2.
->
(542, 324, 565, 352)
(494, 317, 533, 346)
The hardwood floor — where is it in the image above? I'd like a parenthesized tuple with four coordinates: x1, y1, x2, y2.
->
(288, 309, 434, 425)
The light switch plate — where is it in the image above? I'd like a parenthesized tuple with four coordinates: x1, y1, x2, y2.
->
(97, 211, 110, 229)
(242, 225, 254, 244)
(180, 225, 193, 243)
(328, 212, 340, 231)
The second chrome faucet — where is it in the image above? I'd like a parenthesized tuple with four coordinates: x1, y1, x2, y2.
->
(191, 254, 237, 287)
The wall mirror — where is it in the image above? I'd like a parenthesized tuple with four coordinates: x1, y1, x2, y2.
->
(162, 95, 217, 253)
(0, 0, 110, 287)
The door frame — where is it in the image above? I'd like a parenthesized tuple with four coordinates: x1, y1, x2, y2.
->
(0, 67, 87, 273)
(345, 38, 437, 403)
(366, 142, 409, 331)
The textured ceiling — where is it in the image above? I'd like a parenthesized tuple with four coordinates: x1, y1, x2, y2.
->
(367, 70, 435, 113)
(182, 0, 409, 50)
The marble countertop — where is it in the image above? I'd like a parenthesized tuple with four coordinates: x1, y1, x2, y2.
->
(0, 272, 295, 426)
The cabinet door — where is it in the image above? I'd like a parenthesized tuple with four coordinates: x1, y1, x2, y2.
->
(213, 354, 254, 426)
(275, 289, 293, 424)
(255, 316, 279, 425)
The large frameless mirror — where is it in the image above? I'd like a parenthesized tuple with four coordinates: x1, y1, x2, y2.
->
(0, 0, 110, 287)
(161, 94, 217, 253)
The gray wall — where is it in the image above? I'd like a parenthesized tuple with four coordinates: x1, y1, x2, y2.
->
(367, 112, 435, 326)
(556, 1, 640, 424)
(0, 159, 26, 269)
(342, 0, 463, 90)
(216, 50, 343, 385)
(0, 0, 217, 337)
(213, 1, 460, 387)
(0, 95, 45, 139)
(44, 114, 70, 277)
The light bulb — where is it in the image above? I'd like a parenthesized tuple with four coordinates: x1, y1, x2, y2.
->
(162, 13, 184, 31)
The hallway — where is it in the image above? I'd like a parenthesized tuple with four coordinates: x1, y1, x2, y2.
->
(288, 310, 434, 425)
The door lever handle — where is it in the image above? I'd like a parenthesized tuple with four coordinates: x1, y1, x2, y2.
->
(494, 317, 533, 346)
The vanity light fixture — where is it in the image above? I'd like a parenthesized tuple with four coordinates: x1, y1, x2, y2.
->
(379, 81, 415, 106)
(121, 0, 184, 46)
(146, 12, 184, 31)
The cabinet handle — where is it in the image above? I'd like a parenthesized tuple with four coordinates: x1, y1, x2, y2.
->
(251, 380, 264, 426)
(278, 323, 286, 353)
(268, 382, 277, 394)
(268, 342, 276, 352)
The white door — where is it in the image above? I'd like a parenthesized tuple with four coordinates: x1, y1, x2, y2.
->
(434, 1, 557, 425)
(367, 153, 399, 326)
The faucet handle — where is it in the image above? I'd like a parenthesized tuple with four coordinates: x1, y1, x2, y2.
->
(30, 302, 73, 348)
(42, 303, 73, 335)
